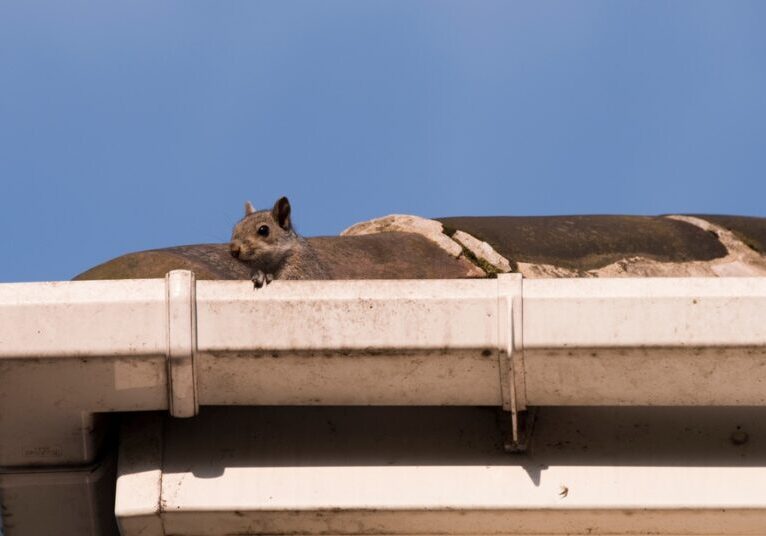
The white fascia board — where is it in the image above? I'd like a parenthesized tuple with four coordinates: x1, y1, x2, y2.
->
(117, 406, 766, 536)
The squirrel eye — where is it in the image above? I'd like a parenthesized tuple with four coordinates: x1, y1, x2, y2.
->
(257, 225, 270, 237)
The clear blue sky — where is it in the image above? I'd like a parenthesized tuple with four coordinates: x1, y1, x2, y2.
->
(1, 1, 764, 282)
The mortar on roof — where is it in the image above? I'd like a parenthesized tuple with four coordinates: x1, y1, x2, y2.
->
(342, 214, 463, 258)
(451, 230, 514, 274)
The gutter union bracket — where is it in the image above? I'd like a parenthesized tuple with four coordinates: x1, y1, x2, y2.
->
(497, 273, 530, 452)
(166, 270, 199, 418)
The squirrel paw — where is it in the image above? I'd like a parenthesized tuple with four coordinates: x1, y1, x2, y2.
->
(251, 270, 275, 289)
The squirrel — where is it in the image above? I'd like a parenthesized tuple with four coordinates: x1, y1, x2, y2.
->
(230, 196, 330, 287)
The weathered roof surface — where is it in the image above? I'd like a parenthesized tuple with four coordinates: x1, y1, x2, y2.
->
(74, 232, 482, 281)
(345, 213, 766, 279)
(309, 233, 482, 279)
(75, 214, 766, 281)
(693, 215, 766, 255)
(438, 215, 727, 271)
(74, 244, 248, 281)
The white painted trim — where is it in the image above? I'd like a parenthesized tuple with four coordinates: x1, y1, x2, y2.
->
(2, 274, 766, 466)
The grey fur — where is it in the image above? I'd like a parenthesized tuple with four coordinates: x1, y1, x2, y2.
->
(230, 196, 329, 287)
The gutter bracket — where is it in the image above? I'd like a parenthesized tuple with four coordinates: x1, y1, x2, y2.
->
(497, 273, 530, 452)
(165, 270, 199, 418)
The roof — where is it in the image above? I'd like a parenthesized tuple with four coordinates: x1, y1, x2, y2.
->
(74, 214, 766, 281)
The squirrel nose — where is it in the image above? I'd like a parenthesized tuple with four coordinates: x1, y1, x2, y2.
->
(230, 242, 241, 259)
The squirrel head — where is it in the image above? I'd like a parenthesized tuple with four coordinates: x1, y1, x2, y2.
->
(230, 196, 298, 264)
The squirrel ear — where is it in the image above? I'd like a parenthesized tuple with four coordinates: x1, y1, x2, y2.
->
(271, 196, 292, 230)
(244, 201, 255, 216)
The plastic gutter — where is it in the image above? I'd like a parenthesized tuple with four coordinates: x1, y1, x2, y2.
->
(1, 272, 766, 468)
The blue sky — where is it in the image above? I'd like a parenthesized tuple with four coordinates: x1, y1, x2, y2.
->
(1, 1, 764, 282)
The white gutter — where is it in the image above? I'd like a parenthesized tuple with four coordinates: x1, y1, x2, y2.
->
(1, 272, 766, 467)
